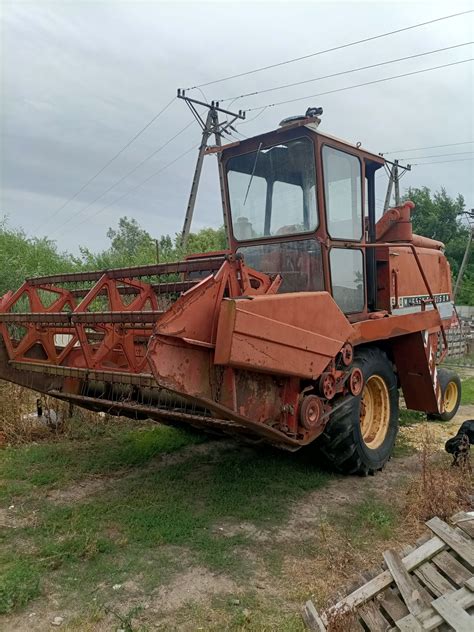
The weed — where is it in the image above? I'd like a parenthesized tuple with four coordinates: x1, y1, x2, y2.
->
(0, 382, 43, 445)
(105, 604, 145, 632)
(0, 560, 40, 614)
(405, 427, 473, 524)
(325, 604, 357, 632)
(39, 533, 115, 569)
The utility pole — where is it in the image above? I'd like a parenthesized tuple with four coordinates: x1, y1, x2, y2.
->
(383, 159, 399, 212)
(177, 90, 245, 247)
(393, 160, 400, 206)
(454, 223, 473, 302)
(383, 159, 410, 213)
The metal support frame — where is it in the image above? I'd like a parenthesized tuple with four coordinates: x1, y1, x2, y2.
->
(382, 158, 411, 212)
(177, 89, 245, 246)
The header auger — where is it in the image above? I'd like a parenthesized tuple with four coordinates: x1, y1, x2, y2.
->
(0, 109, 461, 474)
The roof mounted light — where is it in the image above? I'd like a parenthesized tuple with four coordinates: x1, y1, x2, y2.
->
(279, 107, 323, 129)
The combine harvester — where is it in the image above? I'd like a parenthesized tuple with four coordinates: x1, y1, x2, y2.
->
(0, 108, 462, 474)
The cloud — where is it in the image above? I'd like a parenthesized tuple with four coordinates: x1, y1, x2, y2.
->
(1, 1, 473, 253)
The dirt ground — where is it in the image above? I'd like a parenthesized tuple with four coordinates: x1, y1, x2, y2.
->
(1, 403, 473, 631)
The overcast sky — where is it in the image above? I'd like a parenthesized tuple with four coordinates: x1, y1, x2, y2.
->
(1, 0, 473, 254)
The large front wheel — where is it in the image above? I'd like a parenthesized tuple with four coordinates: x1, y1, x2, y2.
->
(317, 348, 399, 475)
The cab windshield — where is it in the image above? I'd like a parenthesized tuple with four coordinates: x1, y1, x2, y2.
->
(226, 137, 318, 241)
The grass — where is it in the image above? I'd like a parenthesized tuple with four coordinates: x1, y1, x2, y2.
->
(0, 423, 202, 499)
(0, 415, 329, 617)
(399, 409, 426, 427)
(2, 374, 472, 625)
(393, 432, 417, 457)
(346, 498, 396, 541)
(461, 376, 474, 405)
(0, 561, 40, 615)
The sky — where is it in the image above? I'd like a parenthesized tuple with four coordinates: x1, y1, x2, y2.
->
(1, 0, 473, 254)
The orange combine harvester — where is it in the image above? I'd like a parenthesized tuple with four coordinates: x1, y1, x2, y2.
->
(0, 110, 461, 474)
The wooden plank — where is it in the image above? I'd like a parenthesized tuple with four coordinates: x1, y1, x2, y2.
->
(378, 588, 409, 623)
(465, 577, 474, 592)
(408, 587, 474, 631)
(431, 593, 473, 632)
(395, 614, 423, 631)
(451, 512, 474, 538)
(454, 525, 473, 543)
(321, 536, 446, 624)
(359, 601, 391, 631)
(383, 550, 430, 617)
(414, 561, 456, 597)
(409, 575, 433, 606)
(302, 600, 326, 631)
(426, 517, 474, 568)
(431, 550, 472, 586)
(352, 618, 366, 631)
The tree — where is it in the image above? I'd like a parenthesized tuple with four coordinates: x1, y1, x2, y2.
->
(77, 218, 227, 270)
(0, 218, 76, 296)
(405, 187, 473, 305)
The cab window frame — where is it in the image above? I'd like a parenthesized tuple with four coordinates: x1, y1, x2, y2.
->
(225, 135, 319, 244)
(328, 246, 366, 315)
(321, 144, 364, 243)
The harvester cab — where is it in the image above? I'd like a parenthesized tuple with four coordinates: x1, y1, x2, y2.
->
(219, 108, 383, 311)
(0, 109, 461, 475)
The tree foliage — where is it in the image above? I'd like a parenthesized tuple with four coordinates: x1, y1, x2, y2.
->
(0, 219, 75, 296)
(405, 187, 473, 305)
(0, 189, 471, 305)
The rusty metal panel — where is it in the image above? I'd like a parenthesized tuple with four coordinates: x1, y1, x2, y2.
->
(215, 292, 352, 379)
(349, 310, 441, 345)
(391, 331, 440, 413)
(385, 246, 452, 311)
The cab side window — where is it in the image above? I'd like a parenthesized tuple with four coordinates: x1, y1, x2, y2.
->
(323, 146, 362, 240)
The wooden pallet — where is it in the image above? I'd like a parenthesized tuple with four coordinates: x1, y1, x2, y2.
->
(303, 512, 474, 631)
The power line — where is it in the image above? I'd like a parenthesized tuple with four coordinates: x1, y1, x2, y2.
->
(412, 157, 474, 166)
(35, 96, 176, 232)
(383, 141, 474, 154)
(220, 42, 473, 102)
(401, 151, 474, 160)
(49, 119, 196, 235)
(56, 143, 199, 235)
(245, 58, 473, 111)
(186, 10, 473, 90)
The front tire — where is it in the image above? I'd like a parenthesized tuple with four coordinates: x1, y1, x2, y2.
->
(428, 368, 461, 422)
(317, 347, 399, 475)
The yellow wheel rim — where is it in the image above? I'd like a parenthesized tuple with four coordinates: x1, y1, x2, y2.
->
(443, 381, 458, 414)
(360, 375, 391, 449)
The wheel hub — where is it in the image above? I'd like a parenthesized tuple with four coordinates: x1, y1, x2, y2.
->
(359, 374, 390, 449)
(443, 381, 458, 414)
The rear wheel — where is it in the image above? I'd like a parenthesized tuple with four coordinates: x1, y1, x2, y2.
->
(427, 368, 461, 422)
(317, 347, 399, 475)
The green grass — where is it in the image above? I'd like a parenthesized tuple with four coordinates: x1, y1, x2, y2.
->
(0, 560, 40, 615)
(347, 499, 396, 541)
(0, 421, 329, 616)
(461, 376, 474, 405)
(399, 409, 426, 427)
(393, 432, 417, 458)
(0, 423, 202, 499)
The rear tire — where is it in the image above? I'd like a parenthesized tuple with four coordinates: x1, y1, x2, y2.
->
(427, 368, 461, 422)
(316, 347, 399, 475)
